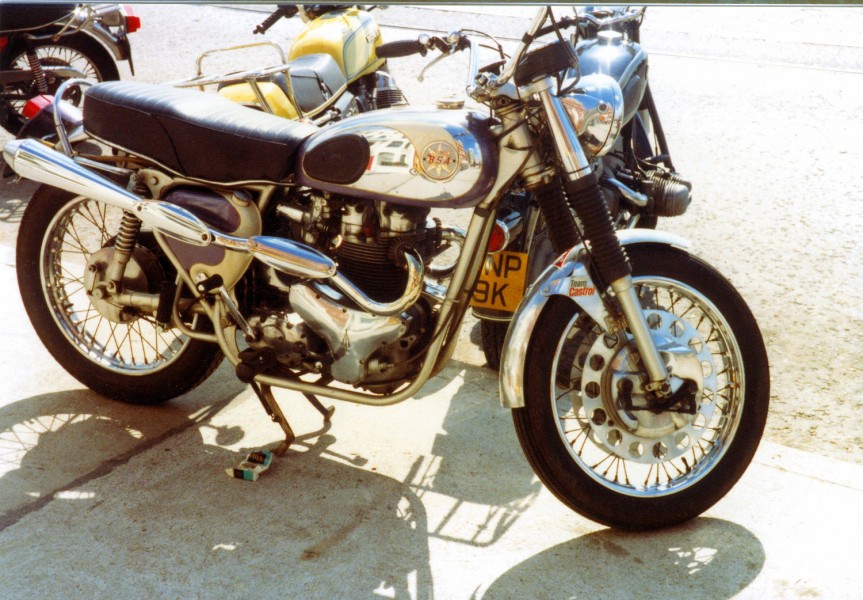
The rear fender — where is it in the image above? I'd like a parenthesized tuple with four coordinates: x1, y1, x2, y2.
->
(499, 229, 691, 409)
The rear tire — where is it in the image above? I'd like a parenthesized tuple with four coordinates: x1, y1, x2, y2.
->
(16, 186, 224, 405)
(1, 33, 119, 135)
(480, 319, 508, 371)
(513, 245, 769, 530)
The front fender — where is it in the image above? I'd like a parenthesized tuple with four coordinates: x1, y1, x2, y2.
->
(499, 229, 691, 409)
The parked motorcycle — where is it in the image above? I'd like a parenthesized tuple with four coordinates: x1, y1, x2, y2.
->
(173, 4, 406, 125)
(0, 3, 139, 137)
(470, 6, 692, 369)
(4, 6, 768, 530)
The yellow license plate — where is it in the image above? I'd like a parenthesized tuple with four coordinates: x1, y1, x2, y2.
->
(470, 251, 529, 313)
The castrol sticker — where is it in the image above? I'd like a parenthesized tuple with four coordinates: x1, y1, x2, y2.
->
(569, 278, 596, 297)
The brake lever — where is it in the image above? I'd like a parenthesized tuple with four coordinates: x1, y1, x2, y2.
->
(417, 32, 463, 83)
(417, 51, 450, 83)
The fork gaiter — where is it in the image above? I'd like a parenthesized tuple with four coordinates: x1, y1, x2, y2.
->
(565, 172, 631, 283)
(534, 180, 579, 254)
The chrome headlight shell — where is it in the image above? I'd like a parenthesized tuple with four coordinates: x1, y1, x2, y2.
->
(560, 74, 623, 158)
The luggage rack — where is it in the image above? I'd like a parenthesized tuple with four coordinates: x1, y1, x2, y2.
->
(166, 41, 341, 123)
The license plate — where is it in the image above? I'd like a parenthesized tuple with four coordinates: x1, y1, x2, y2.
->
(470, 251, 528, 313)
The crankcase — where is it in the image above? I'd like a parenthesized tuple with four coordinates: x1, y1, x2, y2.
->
(290, 283, 407, 385)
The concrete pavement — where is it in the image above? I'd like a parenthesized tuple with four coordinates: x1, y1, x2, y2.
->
(0, 255, 860, 598)
(1, 4, 862, 598)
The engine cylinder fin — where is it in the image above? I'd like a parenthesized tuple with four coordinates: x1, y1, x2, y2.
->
(336, 240, 407, 303)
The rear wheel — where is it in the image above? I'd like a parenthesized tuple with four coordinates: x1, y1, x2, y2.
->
(513, 245, 769, 530)
(16, 186, 224, 405)
(1, 33, 119, 135)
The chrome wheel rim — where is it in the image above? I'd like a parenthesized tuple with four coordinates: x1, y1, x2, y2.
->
(40, 197, 191, 375)
(550, 276, 745, 497)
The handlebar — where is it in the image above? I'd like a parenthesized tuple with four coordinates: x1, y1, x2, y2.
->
(375, 39, 428, 59)
(253, 4, 299, 35)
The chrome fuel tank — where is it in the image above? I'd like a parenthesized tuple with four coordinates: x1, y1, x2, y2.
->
(295, 108, 498, 208)
(574, 31, 648, 125)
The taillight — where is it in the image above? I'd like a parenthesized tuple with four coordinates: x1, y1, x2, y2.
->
(486, 211, 524, 255)
(0, 36, 8, 52)
(487, 221, 510, 255)
(122, 5, 141, 33)
(23, 95, 54, 120)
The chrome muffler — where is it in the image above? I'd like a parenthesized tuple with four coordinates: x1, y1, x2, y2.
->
(3, 138, 211, 246)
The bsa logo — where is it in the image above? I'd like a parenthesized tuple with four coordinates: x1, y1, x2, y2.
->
(419, 141, 459, 181)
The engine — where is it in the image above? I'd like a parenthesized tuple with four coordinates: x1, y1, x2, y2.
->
(598, 154, 692, 227)
(241, 189, 445, 391)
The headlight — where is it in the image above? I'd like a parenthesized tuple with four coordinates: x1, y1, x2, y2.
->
(560, 74, 623, 157)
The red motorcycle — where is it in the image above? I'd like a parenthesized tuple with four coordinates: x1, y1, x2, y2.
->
(0, 3, 140, 138)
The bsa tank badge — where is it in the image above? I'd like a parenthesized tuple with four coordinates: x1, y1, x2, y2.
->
(419, 141, 459, 181)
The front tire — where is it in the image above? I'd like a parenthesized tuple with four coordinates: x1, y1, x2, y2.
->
(513, 245, 769, 530)
(16, 186, 224, 405)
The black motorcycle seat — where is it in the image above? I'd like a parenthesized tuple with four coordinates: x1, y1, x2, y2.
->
(0, 4, 77, 33)
(84, 81, 318, 183)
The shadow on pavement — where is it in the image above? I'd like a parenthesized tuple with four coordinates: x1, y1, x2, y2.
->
(0, 176, 35, 223)
(480, 517, 765, 600)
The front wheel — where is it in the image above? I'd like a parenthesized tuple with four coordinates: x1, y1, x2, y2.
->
(16, 186, 224, 405)
(513, 245, 769, 530)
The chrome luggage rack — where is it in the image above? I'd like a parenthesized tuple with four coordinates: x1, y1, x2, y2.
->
(165, 41, 341, 123)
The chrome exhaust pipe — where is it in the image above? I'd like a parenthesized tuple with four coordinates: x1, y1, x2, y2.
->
(3, 139, 212, 246)
(4, 138, 138, 210)
(239, 233, 422, 315)
(246, 236, 337, 280)
(329, 251, 424, 316)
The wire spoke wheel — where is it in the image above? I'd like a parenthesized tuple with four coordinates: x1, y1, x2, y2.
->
(17, 186, 223, 405)
(513, 246, 769, 529)
(42, 197, 190, 374)
(1, 33, 119, 135)
(552, 278, 741, 497)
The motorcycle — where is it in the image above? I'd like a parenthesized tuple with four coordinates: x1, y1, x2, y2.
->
(0, 3, 139, 137)
(172, 4, 407, 125)
(470, 6, 692, 369)
(4, 6, 768, 530)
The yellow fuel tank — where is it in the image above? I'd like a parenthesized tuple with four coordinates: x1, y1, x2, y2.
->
(289, 7, 384, 83)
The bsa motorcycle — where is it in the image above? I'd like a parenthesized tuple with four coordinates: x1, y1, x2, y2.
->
(174, 4, 407, 125)
(4, 6, 768, 530)
(0, 3, 139, 137)
(466, 6, 692, 369)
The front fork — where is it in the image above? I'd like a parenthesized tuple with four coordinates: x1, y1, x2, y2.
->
(537, 87, 672, 394)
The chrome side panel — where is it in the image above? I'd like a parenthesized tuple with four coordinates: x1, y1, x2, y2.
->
(499, 230, 692, 409)
(296, 108, 498, 208)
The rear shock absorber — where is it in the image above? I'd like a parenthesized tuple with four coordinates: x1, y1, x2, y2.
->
(25, 45, 50, 95)
(104, 211, 142, 292)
